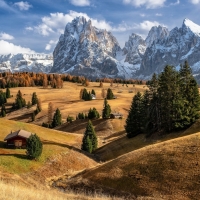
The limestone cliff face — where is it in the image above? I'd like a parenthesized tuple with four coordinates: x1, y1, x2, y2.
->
(123, 33, 146, 65)
(51, 17, 122, 78)
(139, 19, 200, 77)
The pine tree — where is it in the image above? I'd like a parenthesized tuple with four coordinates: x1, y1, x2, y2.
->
(32, 92, 38, 105)
(88, 108, 100, 119)
(6, 88, 10, 98)
(52, 108, 62, 127)
(15, 90, 26, 109)
(179, 61, 200, 126)
(81, 120, 97, 153)
(106, 88, 114, 99)
(1, 104, 6, 117)
(102, 98, 111, 119)
(26, 134, 43, 160)
(125, 92, 143, 138)
(91, 89, 96, 96)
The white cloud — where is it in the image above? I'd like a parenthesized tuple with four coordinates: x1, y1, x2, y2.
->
(13, 1, 32, 10)
(156, 13, 162, 16)
(123, 0, 166, 8)
(0, 32, 14, 40)
(190, 0, 200, 4)
(170, 0, 180, 5)
(136, 20, 163, 31)
(140, 14, 146, 17)
(69, 0, 90, 6)
(28, 11, 112, 36)
(45, 40, 57, 51)
(25, 27, 33, 31)
(0, 40, 36, 54)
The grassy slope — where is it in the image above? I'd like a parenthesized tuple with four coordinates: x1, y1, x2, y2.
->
(95, 120, 200, 161)
(0, 180, 117, 200)
(55, 130, 200, 199)
(0, 118, 97, 184)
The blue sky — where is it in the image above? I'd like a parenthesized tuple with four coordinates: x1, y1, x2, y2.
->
(0, 0, 200, 54)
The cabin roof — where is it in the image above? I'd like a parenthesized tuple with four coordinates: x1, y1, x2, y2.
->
(4, 129, 32, 141)
(111, 113, 123, 116)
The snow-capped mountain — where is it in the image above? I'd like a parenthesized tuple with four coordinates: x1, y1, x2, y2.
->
(0, 54, 53, 73)
(139, 19, 200, 78)
(123, 33, 146, 66)
(1, 17, 200, 80)
(145, 25, 169, 47)
(51, 17, 142, 79)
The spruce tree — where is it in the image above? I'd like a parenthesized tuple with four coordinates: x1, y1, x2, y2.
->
(88, 107, 100, 119)
(26, 134, 43, 160)
(6, 88, 10, 98)
(106, 88, 114, 99)
(179, 61, 200, 126)
(81, 120, 97, 153)
(125, 92, 143, 138)
(15, 90, 26, 109)
(32, 92, 38, 105)
(52, 108, 62, 127)
(102, 98, 111, 119)
(1, 104, 6, 117)
(91, 89, 96, 96)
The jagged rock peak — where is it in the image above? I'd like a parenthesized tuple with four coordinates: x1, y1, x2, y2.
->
(123, 33, 146, 65)
(182, 18, 200, 36)
(52, 16, 123, 78)
(145, 25, 169, 47)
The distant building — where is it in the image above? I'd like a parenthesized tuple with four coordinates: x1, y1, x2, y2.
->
(91, 94, 96, 100)
(4, 129, 32, 148)
(110, 113, 123, 119)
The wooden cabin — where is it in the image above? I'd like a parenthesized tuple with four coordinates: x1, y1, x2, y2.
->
(110, 113, 123, 119)
(4, 130, 32, 148)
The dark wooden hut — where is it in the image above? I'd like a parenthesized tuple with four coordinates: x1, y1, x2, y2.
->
(4, 130, 32, 148)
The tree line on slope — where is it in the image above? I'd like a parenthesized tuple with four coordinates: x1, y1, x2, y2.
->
(125, 61, 200, 138)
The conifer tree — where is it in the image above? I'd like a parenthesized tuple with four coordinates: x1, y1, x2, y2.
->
(26, 134, 43, 160)
(6, 88, 10, 98)
(88, 107, 100, 119)
(91, 89, 96, 96)
(102, 98, 111, 119)
(1, 104, 6, 117)
(52, 108, 62, 127)
(125, 92, 144, 138)
(106, 88, 114, 99)
(81, 120, 97, 153)
(32, 92, 38, 105)
(15, 90, 26, 109)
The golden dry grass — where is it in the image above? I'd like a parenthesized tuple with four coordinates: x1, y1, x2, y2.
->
(0, 179, 118, 200)
(0, 118, 97, 184)
(54, 130, 200, 199)
(4, 82, 146, 124)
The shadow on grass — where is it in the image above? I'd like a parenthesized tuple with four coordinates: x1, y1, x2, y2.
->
(43, 140, 98, 161)
(0, 141, 6, 148)
(0, 153, 28, 160)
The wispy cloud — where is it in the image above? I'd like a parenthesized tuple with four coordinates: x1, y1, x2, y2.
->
(122, 0, 166, 9)
(45, 40, 57, 51)
(0, 0, 17, 12)
(14, 1, 32, 11)
(189, 0, 200, 4)
(156, 13, 162, 16)
(69, 0, 90, 6)
(0, 40, 35, 54)
(170, 0, 180, 5)
(26, 11, 112, 36)
(0, 32, 14, 40)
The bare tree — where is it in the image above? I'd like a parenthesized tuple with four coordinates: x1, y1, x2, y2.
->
(101, 88, 107, 99)
(48, 102, 54, 123)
